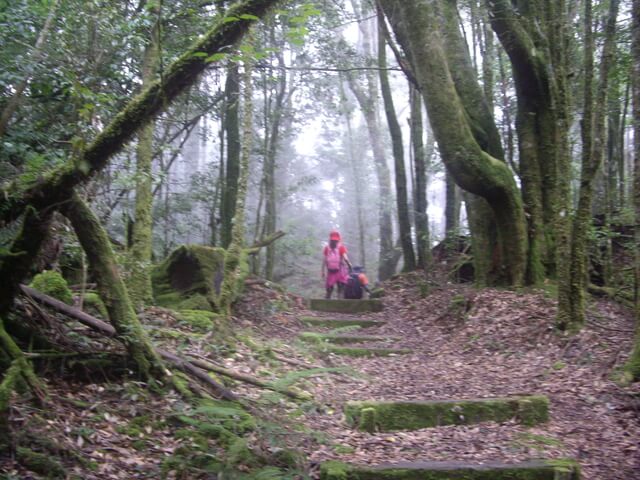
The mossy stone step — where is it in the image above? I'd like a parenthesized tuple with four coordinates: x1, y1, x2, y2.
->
(320, 460, 580, 480)
(324, 346, 412, 357)
(309, 299, 384, 313)
(300, 316, 386, 328)
(344, 395, 549, 432)
(299, 332, 394, 344)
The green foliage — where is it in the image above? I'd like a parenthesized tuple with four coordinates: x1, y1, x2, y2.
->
(82, 292, 108, 319)
(29, 270, 73, 305)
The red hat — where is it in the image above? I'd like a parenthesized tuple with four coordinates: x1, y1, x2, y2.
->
(329, 230, 341, 241)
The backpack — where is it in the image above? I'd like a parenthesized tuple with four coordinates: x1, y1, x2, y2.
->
(344, 273, 363, 299)
(325, 247, 341, 272)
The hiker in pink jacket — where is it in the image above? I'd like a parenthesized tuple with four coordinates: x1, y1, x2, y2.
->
(321, 230, 352, 299)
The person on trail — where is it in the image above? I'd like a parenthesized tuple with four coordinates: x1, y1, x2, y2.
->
(321, 230, 352, 299)
(344, 265, 371, 300)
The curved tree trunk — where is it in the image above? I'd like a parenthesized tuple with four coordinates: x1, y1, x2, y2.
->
(62, 194, 165, 380)
(379, 0, 527, 285)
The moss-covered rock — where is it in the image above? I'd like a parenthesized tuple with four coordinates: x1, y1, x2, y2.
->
(344, 395, 549, 432)
(309, 299, 384, 313)
(300, 316, 386, 328)
(82, 292, 109, 319)
(29, 270, 73, 305)
(319, 459, 581, 480)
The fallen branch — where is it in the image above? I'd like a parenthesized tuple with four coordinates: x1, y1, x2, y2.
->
(19, 284, 238, 401)
(246, 230, 286, 255)
(587, 284, 634, 309)
(187, 355, 308, 401)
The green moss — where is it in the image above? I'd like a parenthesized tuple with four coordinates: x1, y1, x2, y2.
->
(16, 447, 66, 479)
(344, 395, 549, 432)
(319, 459, 581, 479)
(177, 309, 220, 331)
(226, 437, 263, 468)
(299, 332, 390, 345)
(82, 292, 108, 319)
(309, 299, 384, 313)
(300, 317, 386, 328)
(358, 407, 377, 433)
(151, 245, 226, 311)
(370, 288, 385, 299)
(29, 270, 73, 305)
(177, 293, 212, 311)
(324, 346, 412, 357)
(333, 444, 356, 454)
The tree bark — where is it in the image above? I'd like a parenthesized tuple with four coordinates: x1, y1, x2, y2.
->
(625, 0, 640, 380)
(560, 0, 620, 331)
(378, 10, 416, 272)
(379, 0, 527, 285)
(220, 63, 241, 249)
(410, 85, 430, 269)
(62, 193, 165, 380)
(129, 7, 161, 308)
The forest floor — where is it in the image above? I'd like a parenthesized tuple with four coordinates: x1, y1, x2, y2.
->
(2, 272, 640, 479)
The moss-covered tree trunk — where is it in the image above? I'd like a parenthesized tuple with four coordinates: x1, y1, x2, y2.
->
(410, 85, 430, 270)
(379, 0, 528, 285)
(221, 63, 241, 249)
(627, 0, 640, 380)
(62, 193, 164, 379)
(445, 171, 460, 239)
(378, 12, 416, 272)
(261, 43, 287, 281)
(485, 0, 561, 284)
(219, 58, 254, 317)
(129, 7, 161, 308)
(559, 0, 619, 331)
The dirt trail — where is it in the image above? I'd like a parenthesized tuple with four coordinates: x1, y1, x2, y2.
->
(252, 274, 640, 479)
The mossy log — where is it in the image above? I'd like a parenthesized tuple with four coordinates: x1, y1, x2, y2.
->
(344, 395, 549, 432)
(323, 346, 412, 357)
(299, 332, 394, 345)
(309, 299, 384, 313)
(319, 459, 581, 480)
(300, 316, 386, 328)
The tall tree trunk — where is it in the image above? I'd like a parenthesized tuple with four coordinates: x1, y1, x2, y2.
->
(129, 8, 161, 308)
(626, 0, 640, 380)
(378, 12, 416, 271)
(410, 85, 430, 269)
(62, 194, 165, 379)
(445, 171, 460, 239)
(220, 63, 241, 249)
(561, 0, 620, 331)
(346, 75, 396, 281)
(379, 0, 528, 285)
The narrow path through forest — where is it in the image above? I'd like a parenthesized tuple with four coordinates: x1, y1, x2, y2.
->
(246, 273, 639, 479)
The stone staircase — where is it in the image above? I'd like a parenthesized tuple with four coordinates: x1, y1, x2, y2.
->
(302, 298, 581, 480)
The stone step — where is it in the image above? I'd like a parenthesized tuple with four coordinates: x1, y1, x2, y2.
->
(299, 316, 386, 328)
(309, 298, 384, 313)
(299, 332, 394, 344)
(320, 460, 580, 480)
(344, 395, 549, 432)
(324, 346, 412, 357)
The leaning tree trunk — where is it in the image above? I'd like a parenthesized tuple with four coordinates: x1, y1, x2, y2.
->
(0, 0, 280, 337)
(379, 0, 527, 285)
(378, 11, 416, 272)
(62, 193, 165, 380)
(624, 0, 640, 381)
(128, 9, 161, 308)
